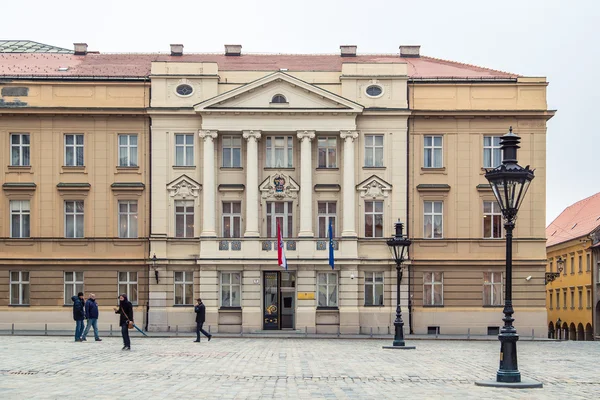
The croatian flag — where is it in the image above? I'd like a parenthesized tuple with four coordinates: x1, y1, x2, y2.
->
(277, 223, 288, 270)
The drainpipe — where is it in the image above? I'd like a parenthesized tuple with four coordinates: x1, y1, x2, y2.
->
(407, 89, 414, 334)
(144, 80, 152, 332)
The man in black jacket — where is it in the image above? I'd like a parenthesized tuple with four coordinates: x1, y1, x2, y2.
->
(194, 298, 212, 342)
(82, 293, 101, 342)
(71, 292, 85, 342)
(114, 294, 134, 350)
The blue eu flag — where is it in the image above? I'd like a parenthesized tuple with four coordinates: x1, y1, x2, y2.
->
(328, 222, 335, 270)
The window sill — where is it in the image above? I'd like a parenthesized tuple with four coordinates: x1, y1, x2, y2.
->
(173, 165, 196, 169)
(423, 305, 444, 308)
(219, 307, 242, 311)
(173, 304, 194, 308)
(8, 304, 30, 307)
(421, 167, 446, 174)
(116, 166, 140, 174)
(7, 165, 32, 170)
(264, 167, 295, 171)
(363, 166, 386, 170)
(220, 167, 243, 171)
(482, 305, 504, 308)
(364, 304, 385, 307)
(316, 306, 339, 311)
(316, 167, 339, 171)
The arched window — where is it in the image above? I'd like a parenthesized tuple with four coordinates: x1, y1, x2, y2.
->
(271, 94, 287, 104)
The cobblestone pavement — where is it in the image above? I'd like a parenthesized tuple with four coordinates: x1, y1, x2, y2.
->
(0, 336, 597, 399)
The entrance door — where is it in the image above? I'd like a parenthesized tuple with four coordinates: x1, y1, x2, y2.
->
(263, 271, 296, 330)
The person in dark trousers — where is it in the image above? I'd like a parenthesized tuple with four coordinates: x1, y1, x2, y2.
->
(194, 298, 212, 342)
(72, 292, 85, 342)
(82, 293, 101, 341)
(114, 294, 133, 350)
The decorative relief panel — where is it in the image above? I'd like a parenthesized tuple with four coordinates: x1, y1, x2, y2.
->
(356, 175, 392, 199)
(167, 174, 202, 200)
(259, 173, 300, 200)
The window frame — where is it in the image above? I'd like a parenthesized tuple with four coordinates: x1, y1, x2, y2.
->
(118, 200, 138, 238)
(118, 271, 138, 306)
(483, 135, 502, 168)
(222, 135, 242, 168)
(118, 134, 138, 167)
(10, 133, 30, 167)
(364, 134, 384, 168)
(10, 200, 30, 238)
(483, 272, 503, 306)
(64, 134, 84, 167)
(364, 271, 384, 306)
(423, 135, 443, 168)
(174, 200, 194, 238)
(317, 272, 338, 308)
(483, 200, 503, 239)
(364, 200, 384, 238)
(423, 272, 444, 306)
(578, 255, 583, 273)
(266, 201, 293, 238)
(174, 133, 194, 167)
(317, 137, 337, 168)
(174, 271, 194, 305)
(64, 271, 84, 305)
(64, 200, 84, 238)
(265, 136, 293, 168)
(10, 271, 30, 306)
(423, 201, 443, 239)
(317, 201, 337, 238)
(549, 292, 553, 310)
(220, 272, 241, 308)
(222, 201, 242, 238)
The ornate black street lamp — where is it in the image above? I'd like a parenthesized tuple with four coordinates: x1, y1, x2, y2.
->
(545, 256, 564, 285)
(382, 220, 415, 350)
(476, 127, 541, 388)
(151, 253, 159, 284)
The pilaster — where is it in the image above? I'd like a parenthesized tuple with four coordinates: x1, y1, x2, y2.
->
(297, 130, 315, 237)
(199, 130, 218, 237)
(340, 131, 359, 237)
(242, 130, 261, 237)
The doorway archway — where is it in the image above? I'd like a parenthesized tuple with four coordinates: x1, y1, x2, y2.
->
(577, 323, 585, 341)
(569, 323, 577, 340)
(562, 322, 569, 340)
(585, 323, 593, 341)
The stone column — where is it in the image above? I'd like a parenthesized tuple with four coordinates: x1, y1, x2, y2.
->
(242, 130, 261, 237)
(340, 131, 359, 237)
(297, 130, 315, 237)
(199, 130, 218, 237)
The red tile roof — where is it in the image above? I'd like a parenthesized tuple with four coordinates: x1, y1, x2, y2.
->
(0, 53, 518, 79)
(546, 192, 600, 247)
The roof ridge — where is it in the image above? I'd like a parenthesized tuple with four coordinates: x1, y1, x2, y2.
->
(419, 55, 520, 77)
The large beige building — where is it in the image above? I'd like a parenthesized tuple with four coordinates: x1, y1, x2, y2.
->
(0, 41, 553, 336)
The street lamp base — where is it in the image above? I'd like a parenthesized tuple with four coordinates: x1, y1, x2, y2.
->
(382, 345, 416, 350)
(474, 379, 542, 389)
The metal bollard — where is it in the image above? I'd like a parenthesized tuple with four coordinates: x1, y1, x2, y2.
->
(176, 325, 178, 336)
(435, 327, 439, 339)
(11, 323, 14, 335)
(110, 324, 113, 337)
(305, 326, 308, 337)
(45, 324, 48, 336)
(532, 329, 535, 340)
(208, 325, 211, 334)
(377, 326, 380, 335)
(388, 326, 390, 335)
(370, 327, 373, 338)
(337, 326, 340, 338)
(467, 328, 470, 340)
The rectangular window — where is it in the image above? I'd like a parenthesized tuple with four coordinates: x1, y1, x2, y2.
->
(266, 202, 293, 238)
(175, 200, 194, 238)
(266, 136, 293, 168)
(64, 200, 84, 238)
(483, 201, 502, 238)
(10, 271, 30, 305)
(549, 292, 553, 310)
(317, 202, 337, 238)
(364, 135, 384, 167)
(175, 134, 194, 166)
(423, 272, 443, 306)
(64, 134, 84, 166)
(483, 136, 502, 168)
(365, 271, 384, 306)
(317, 272, 338, 307)
(118, 134, 138, 167)
(563, 291, 567, 309)
(578, 289, 583, 309)
(222, 202, 241, 238)
(174, 271, 193, 305)
(64, 272, 84, 304)
(118, 272, 138, 305)
(587, 289, 592, 308)
(364, 200, 383, 238)
(222, 135, 242, 168)
(423, 201, 443, 239)
(578, 255, 583, 273)
(570, 290, 575, 309)
(220, 272, 241, 307)
(10, 133, 30, 166)
(570, 256, 575, 274)
(10, 200, 30, 238)
(317, 137, 337, 168)
(118, 201, 138, 238)
(423, 135, 443, 168)
(586, 253, 590, 271)
(483, 272, 503, 306)
(556, 290, 560, 309)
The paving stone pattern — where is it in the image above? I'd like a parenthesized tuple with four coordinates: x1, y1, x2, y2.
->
(0, 337, 598, 399)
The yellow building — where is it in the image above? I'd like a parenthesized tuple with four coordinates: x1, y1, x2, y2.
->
(546, 192, 600, 340)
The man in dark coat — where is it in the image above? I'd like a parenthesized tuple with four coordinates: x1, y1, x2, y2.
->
(82, 293, 101, 341)
(71, 292, 85, 342)
(194, 298, 212, 342)
(114, 294, 134, 350)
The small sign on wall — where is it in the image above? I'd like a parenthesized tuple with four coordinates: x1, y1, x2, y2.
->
(298, 292, 315, 300)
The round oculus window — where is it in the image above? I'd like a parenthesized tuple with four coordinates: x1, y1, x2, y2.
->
(366, 85, 383, 97)
(176, 84, 193, 96)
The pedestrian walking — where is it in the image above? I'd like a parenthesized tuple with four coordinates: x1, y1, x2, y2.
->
(82, 293, 102, 341)
(194, 298, 212, 342)
(72, 292, 85, 342)
(114, 294, 133, 350)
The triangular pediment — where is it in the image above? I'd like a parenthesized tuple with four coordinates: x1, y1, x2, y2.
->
(167, 174, 202, 200)
(259, 173, 300, 200)
(194, 72, 363, 113)
(356, 175, 392, 200)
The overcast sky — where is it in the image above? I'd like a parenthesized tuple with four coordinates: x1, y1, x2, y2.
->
(3, 0, 598, 225)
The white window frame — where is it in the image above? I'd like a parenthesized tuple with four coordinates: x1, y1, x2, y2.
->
(364, 134, 384, 167)
(174, 271, 193, 305)
(317, 137, 337, 168)
(64, 200, 84, 238)
(64, 134, 84, 166)
(483, 272, 503, 306)
(317, 201, 337, 238)
(364, 200, 384, 238)
(423, 272, 444, 306)
(483, 200, 503, 239)
(174, 200, 194, 238)
(266, 136, 293, 168)
(222, 135, 242, 168)
(118, 200, 138, 238)
(266, 202, 293, 238)
(423, 201, 443, 239)
(118, 134, 138, 167)
(118, 271, 138, 305)
(317, 272, 338, 307)
(10, 133, 30, 166)
(64, 271, 84, 305)
(364, 271, 384, 306)
(174, 133, 194, 167)
(423, 135, 443, 168)
(10, 271, 30, 305)
(10, 200, 30, 238)
(220, 272, 241, 308)
(222, 201, 241, 238)
(483, 136, 502, 168)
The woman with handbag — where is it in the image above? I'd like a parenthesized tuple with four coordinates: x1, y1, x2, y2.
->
(114, 294, 134, 350)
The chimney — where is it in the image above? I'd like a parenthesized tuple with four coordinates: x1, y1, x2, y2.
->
(400, 45, 420, 58)
(170, 44, 184, 56)
(73, 43, 88, 55)
(340, 45, 357, 57)
(225, 44, 242, 56)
